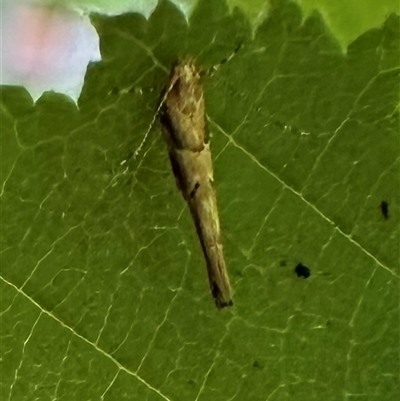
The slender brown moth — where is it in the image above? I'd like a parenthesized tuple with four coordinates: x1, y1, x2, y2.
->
(159, 59, 233, 308)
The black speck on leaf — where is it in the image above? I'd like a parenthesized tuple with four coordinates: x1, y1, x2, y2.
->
(295, 263, 311, 279)
(110, 87, 119, 95)
(272, 119, 285, 129)
(380, 201, 389, 219)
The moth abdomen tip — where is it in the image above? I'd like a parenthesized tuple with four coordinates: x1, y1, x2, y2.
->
(215, 297, 233, 309)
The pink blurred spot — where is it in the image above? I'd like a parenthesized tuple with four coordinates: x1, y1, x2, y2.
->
(11, 5, 74, 75)
(1, 3, 101, 101)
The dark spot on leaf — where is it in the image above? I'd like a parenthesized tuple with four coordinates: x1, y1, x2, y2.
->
(253, 360, 264, 369)
(110, 87, 119, 95)
(326, 320, 332, 327)
(234, 43, 242, 54)
(295, 263, 310, 279)
(272, 119, 285, 129)
(380, 201, 389, 219)
(220, 43, 241, 64)
(279, 260, 287, 267)
(190, 182, 200, 198)
(125, 176, 133, 186)
(208, 43, 242, 75)
(291, 125, 300, 135)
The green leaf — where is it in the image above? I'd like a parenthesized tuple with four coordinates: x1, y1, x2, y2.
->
(1, 0, 399, 400)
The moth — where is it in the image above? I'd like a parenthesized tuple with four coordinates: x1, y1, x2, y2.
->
(159, 59, 233, 308)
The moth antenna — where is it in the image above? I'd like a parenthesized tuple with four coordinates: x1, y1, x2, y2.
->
(133, 71, 177, 159)
(207, 43, 243, 77)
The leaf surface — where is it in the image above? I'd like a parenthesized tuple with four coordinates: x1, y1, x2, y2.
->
(1, 1, 399, 400)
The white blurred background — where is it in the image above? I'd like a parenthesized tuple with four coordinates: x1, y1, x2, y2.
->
(0, 0, 178, 101)
(1, 0, 398, 101)
(1, 2, 104, 101)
